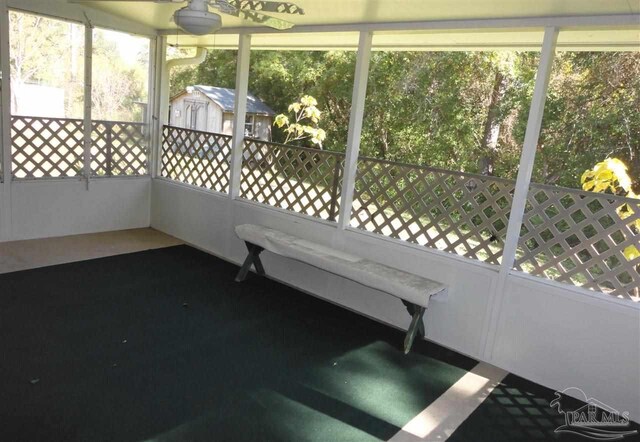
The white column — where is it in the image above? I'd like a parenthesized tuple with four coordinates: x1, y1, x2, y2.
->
(228, 34, 251, 200)
(82, 21, 93, 188)
(481, 27, 559, 360)
(337, 31, 373, 230)
(150, 36, 166, 178)
(500, 27, 558, 273)
(0, 0, 13, 240)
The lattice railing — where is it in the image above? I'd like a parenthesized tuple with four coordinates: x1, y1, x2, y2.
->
(160, 125, 232, 193)
(516, 184, 639, 301)
(240, 139, 344, 221)
(351, 155, 639, 301)
(91, 121, 148, 176)
(11, 116, 148, 179)
(351, 157, 513, 265)
(12, 116, 84, 179)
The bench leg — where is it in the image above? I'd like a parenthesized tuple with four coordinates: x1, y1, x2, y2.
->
(235, 242, 265, 282)
(402, 301, 426, 354)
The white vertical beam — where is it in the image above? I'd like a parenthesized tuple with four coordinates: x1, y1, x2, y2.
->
(0, 0, 13, 241)
(229, 33, 251, 199)
(157, 47, 206, 179)
(481, 27, 559, 360)
(500, 27, 558, 273)
(146, 36, 155, 177)
(82, 20, 93, 189)
(337, 31, 373, 230)
(150, 36, 166, 178)
(156, 37, 172, 179)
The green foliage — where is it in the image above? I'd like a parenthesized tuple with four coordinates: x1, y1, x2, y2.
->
(170, 49, 355, 150)
(537, 52, 640, 190)
(274, 95, 326, 147)
(171, 48, 639, 188)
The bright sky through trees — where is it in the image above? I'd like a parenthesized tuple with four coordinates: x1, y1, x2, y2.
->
(9, 10, 150, 122)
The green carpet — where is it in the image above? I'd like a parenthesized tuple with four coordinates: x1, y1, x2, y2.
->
(0, 245, 476, 441)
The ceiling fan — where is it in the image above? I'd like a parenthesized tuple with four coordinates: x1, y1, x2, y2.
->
(73, 0, 305, 34)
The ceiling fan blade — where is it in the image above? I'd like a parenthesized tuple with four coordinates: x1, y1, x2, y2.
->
(229, 0, 304, 15)
(238, 9, 295, 29)
(216, 3, 294, 30)
(67, 0, 182, 3)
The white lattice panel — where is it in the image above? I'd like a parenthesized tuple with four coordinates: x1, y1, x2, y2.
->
(11, 116, 84, 179)
(12, 116, 148, 179)
(240, 139, 344, 221)
(91, 121, 148, 176)
(352, 157, 512, 265)
(516, 185, 639, 301)
(161, 125, 232, 193)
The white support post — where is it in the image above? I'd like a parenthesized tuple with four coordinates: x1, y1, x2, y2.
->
(337, 31, 373, 231)
(157, 46, 206, 180)
(481, 27, 559, 360)
(150, 36, 166, 178)
(500, 27, 558, 272)
(228, 33, 251, 200)
(82, 20, 93, 189)
(0, 0, 13, 241)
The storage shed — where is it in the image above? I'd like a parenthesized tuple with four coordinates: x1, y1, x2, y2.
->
(170, 85, 275, 140)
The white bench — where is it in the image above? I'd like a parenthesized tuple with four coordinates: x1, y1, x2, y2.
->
(234, 224, 447, 353)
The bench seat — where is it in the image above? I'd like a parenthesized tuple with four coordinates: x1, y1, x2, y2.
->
(234, 224, 447, 353)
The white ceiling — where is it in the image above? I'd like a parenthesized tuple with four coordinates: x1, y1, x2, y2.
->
(73, 0, 640, 50)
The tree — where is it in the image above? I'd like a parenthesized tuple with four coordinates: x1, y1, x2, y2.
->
(171, 49, 638, 188)
(9, 11, 84, 117)
(91, 30, 147, 122)
(536, 52, 640, 189)
(10, 10, 151, 122)
(274, 95, 326, 147)
(478, 53, 520, 175)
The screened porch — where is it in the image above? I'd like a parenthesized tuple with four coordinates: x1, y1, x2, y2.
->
(0, 1, 639, 440)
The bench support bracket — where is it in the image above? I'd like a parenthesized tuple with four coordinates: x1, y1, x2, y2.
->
(235, 242, 266, 282)
(402, 300, 426, 354)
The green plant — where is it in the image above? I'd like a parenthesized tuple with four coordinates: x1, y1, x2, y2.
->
(274, 95, 326, 147)
(581, 157, 639, 262)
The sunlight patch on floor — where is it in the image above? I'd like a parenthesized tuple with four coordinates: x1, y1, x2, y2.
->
(389, 362, 507, 441)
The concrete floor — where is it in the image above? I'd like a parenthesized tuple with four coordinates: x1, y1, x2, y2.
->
(0, 228, 183, 274)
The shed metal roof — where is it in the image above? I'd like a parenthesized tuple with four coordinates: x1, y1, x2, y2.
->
(183, 86, 276, 116)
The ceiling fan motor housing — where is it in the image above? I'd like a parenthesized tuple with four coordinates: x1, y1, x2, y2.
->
(174, 0, 222, 35)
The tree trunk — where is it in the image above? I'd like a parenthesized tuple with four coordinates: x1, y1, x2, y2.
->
(629, 143, 640, 194)
(479, 71, 508, 176)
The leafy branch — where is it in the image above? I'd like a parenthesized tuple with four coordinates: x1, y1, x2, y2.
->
(581, 157, 639, 262)
(274, 95, 327, 148)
